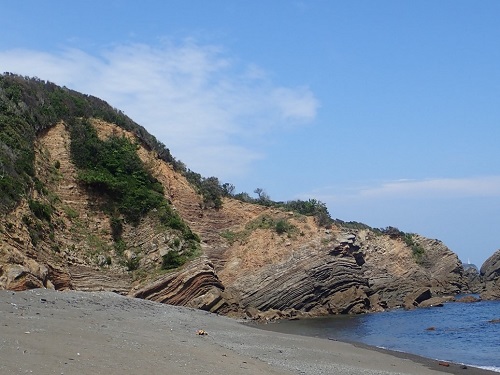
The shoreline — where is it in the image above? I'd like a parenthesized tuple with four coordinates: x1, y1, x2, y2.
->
(351, 341, 498, 375)
(1, 289, 497, 375)
(251, 320, 499, 375)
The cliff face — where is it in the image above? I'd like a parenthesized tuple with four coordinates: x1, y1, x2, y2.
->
(480, 250, 500, 300)
(210, 225, 468, 317)
(0, 77, 485, 317)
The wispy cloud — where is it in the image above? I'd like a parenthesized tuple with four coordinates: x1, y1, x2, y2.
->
(305, 176, 500, 203)
(0, 41, 319, 179)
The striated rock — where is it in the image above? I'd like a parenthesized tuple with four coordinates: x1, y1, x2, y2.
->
(131, 257, 230, 312)
(480, 250, 500, 300)
(186, 287, 224, 312)
(0, 98, 488, 319)
(7, 272, 45, 291)
(47, 264, 73, 290)
(403, 288, 432, 309)
(214, 228, 468, 317)
(325, 285, 369, 314)
(362, 234, 466, 310)
(230, 240, 369, 315)
(5, 264, 44, 290)
(69, 265, 131, 294)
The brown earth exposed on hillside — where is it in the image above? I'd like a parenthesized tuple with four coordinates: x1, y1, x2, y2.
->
(0, 119, 484, 318)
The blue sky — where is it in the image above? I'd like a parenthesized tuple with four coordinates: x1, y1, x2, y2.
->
(1, 1, 499, 266)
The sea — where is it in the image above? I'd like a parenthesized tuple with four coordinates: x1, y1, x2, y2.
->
(257, 298, 500, 372)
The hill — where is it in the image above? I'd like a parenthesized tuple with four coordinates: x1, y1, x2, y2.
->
(0, 73, 493, 317)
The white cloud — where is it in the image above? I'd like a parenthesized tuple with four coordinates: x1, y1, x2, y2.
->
(0, 41, 318, 179)
(308, 176, 500, 203)
(271, 87, 319, 122)
(358, 176, 500, 198)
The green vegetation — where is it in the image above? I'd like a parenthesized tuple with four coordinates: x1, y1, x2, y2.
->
(28, 199, 53, 222)
(280, 198, 332, 227)
(161, 233, 200, 270)
(62, 205, 79, 220)
(376, 227, 426, 264)
(403, 233, 426, 264)
(162, 250, 187, 270)
(0, 73, 180, 213)
(22, 214, 43, 246)
(275, 218, 294, 234)
(231, 190, 333, 228)
(220, 230, 241, 244)
(67, 117, 200, 270)
(220, 214, 296, 244)
(0, 74, 336, 230)
(0, 73, 205, 270)
(245, 215, 295, 235)
(333, 219, 376, 231)
(69, 118, 165, 225)
(184, 171, 225, 209)
(1, 74, 340, 270)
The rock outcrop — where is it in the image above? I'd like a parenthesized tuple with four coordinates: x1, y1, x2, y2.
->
(212, 225, 469, 316)
(463, 265, 483, 294)
(480, 250, 500, 300)
(1, 77, 492, 319)
(360, 233, 466, 309)
(131, 256, 231, 313)
(0, 115, 478, 318)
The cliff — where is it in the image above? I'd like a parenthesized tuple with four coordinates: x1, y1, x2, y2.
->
(0, 74, 490, 318)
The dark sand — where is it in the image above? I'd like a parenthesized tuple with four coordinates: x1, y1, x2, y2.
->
(0, 289, 496, 375)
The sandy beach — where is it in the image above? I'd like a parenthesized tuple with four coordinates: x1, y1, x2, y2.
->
(0, 289, 495, 375)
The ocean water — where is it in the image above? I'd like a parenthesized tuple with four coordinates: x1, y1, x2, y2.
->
(257, 299, 500, 371)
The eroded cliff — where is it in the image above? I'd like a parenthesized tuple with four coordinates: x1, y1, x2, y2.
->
(0, 76, 488, 317)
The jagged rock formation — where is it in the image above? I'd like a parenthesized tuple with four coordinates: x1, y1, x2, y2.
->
(463, 266, 483, 293)
(360, 234, 466, 309)
(214, 227, 469, 317)
(1, 74, 496, 320)
(480, 250, 500, 300)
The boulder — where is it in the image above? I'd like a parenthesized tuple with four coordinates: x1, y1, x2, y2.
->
(326, 286, 369, 314)
(419, 296, 454, 308)
(131, 256, 230, 312)
(456, 295, 480, 303)
(403, 288, 432, 309)
(6, 264, 44, 290)
(186, 287, 224, 312)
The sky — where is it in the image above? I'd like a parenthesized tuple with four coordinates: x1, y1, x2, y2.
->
(1, 1, 499, 266)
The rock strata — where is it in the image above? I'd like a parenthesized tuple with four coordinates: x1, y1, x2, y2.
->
(480, 249, 500, 300)
(131, 256, 230, 313)
(0, 91, 493, 319)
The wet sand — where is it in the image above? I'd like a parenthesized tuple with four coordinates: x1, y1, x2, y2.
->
(0, 289, 496, 375)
